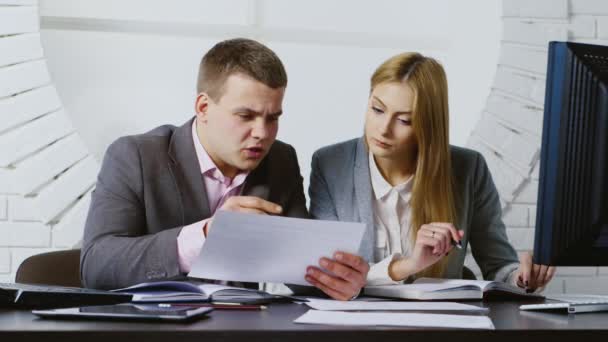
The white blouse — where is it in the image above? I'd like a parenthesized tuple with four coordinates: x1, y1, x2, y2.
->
(366, 152, 415, 285)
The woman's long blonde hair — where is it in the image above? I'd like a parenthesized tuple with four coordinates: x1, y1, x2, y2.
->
(370, 52, 457, 278)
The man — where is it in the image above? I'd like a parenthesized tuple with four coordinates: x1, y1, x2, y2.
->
(81, 38, 368, 301)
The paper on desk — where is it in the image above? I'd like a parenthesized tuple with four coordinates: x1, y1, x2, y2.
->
(304, 298, 488, 312)
(294, 310, 495, 329)
(188, 211, 365, 286)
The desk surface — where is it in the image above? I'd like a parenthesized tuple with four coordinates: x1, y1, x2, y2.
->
(1, 301, 608, 342)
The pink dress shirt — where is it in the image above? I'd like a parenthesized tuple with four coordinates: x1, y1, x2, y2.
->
(176, 120, 248, 273)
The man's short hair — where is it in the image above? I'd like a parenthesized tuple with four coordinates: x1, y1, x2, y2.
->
(196, 38, 287, 100)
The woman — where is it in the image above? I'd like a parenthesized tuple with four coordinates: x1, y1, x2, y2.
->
(306, 52, 554, 291)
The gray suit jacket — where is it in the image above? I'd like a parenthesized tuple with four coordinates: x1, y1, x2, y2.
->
(81, 118, 308, 289)
(309, 137, 519, 282)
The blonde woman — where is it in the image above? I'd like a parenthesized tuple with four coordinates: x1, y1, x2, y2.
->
(304, 53, 555, 297)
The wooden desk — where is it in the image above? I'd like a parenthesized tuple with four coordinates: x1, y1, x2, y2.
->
(1, 301, 607, 342)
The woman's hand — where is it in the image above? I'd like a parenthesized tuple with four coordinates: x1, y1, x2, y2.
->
(389, 223, 464, 281)
(515, 252, 555, 292)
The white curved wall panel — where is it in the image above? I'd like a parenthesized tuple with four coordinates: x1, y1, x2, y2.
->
(0, 3, 97, 282)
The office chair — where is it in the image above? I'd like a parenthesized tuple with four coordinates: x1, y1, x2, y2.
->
(15, 249, 82, 287)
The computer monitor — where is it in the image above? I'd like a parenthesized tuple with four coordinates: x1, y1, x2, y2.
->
(534, 41, 608, 266)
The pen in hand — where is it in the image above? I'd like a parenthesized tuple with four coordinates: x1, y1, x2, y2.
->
(452, 238, 463, 250)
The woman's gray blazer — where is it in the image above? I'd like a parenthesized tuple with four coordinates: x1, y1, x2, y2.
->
(308, 137, 519, 282)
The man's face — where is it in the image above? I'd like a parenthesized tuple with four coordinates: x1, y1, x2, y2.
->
(196, 73, 285, 178)
(364, 81, 417, 161)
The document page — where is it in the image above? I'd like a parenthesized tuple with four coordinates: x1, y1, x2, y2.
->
(304, 298, 488, 312)
(294, 310, 495, 329)
(188, 211, 365, 286)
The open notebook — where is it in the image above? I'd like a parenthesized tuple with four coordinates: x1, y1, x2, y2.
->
(364, 278, 544, 301)
(112, 281, 277, 303)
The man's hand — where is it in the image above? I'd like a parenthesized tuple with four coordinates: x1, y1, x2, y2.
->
(204, 196, 282, 235)
(515, 252, 555, 292)
(304, 251, 369, 301)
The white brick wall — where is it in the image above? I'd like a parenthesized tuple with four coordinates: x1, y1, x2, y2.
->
(0, 196, 6, 220)
(0, 249, 10, 274)
(570, 1, 608, 15)
(597, 16, 608, 39)
(503, 0, 568, 19)
(464, 0, 608, 295)
(0, 222, 51, 247)
(565, 277, 608, 295)
(502, 204, 530, 227)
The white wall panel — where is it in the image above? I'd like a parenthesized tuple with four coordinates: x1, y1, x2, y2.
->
(0, 109, 73, 167)
(513, 180, 539, 204)
(502, 204, 529, 227)
(0, 33, 43, 68)
(39, 0, 250, 26)
(0, 85, 61, 133)
(485, 94, 543, 136)
(493, 67, 546, 105)
(261, 0, 449, 45)
(10, 156, 97, 223)
(0, 0, 36, 4)
(7, 134, 88, 195)
(499, 45, 548, 74)
(468, 135, 525, 202)
(52, 190, 92, 248)
(0, 60, 50, 98)
(475, 115, 539, 170)
(0, 6, 39, 35)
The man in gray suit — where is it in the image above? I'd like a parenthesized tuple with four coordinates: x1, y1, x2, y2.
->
(81, 38, 368, 300)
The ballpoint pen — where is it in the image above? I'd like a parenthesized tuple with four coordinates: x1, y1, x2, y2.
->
(452, 239, 463, 250)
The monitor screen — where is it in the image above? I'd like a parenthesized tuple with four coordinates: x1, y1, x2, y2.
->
(534, 41, 608, 266)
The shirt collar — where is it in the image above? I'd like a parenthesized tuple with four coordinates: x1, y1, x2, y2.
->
(369, 152, 413, 200)
(192, 119, 248, 186)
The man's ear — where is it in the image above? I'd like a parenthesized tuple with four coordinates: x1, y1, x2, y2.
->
(195, 93, 210, 122)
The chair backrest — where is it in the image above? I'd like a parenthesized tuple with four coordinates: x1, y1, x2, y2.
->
(15, 249, 82, 287)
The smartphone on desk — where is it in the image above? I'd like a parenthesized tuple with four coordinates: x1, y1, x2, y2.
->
(32, 303, 213, 322)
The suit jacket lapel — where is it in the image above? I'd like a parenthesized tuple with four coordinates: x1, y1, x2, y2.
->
(167, 118, 211, 224)
(354, 137, 375, 262)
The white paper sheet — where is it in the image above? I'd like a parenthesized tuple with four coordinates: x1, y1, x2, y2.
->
(188, 211, 365, 286)
(294, 310, 495, 329)
(304, 298, 488, 312)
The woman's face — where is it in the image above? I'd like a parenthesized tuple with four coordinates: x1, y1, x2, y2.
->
(364, 81, 417, 161)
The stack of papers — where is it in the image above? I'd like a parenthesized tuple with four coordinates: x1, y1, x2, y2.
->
(294, 298, 494, 329)
(294, 310, 495, 329)
(304, 298, 488, 312)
